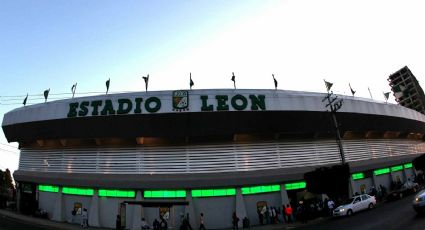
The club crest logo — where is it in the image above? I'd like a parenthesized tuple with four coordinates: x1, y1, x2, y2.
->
(172, 90, 189, 111)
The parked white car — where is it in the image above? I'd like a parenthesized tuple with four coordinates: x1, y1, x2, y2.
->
(333, 194, 376, 217)
(413, 189, 425, 213)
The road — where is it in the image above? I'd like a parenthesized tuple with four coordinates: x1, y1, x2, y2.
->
(297, 194, 425, 230)
(0, 214, 49, 230)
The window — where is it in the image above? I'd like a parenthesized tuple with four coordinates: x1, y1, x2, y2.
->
(354, 197, 361, 203)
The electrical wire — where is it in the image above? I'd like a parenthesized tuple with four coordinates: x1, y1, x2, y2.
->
(0, 143, 18, 149)
(0, 147, 20, 154)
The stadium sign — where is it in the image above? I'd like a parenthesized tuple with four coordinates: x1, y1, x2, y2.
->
(67, 93, 266, 118)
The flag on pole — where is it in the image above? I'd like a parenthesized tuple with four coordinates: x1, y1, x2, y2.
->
(105, 78, 110, 95)
(392, 85, 407, 99)
(189, 73, 194, 90)
(71, 83, 77, 98)
(23, 93, 28, 106)
(383, 92, 390, 102)
(231, 72, 236, 89)
(44, 89, 50, 102)
(349, 83, 356, 96)
(324, 80, 333, 92)
(142, 74, 149, 92)
(272, 74, 278, 90)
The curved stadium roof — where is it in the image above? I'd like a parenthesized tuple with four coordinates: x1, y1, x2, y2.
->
(3, 89, 425, 142)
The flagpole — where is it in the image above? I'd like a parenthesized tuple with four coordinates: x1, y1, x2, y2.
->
(232, 72, 236, 89)
(143, 75, 149, 92)
(189, 73, 193, 90)
(368, 87, 373, 99)
(71, 83, 77, 98)
(106, 78, 110, 95)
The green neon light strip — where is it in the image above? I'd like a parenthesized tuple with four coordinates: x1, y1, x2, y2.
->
(352, 173, 365, 180)
(144, 190, 186, 198)
(404, 163, 413, 169)
(99, 189, 136, 198)
(285, 181, 307, 190)
(391, 165, 403, 172)
(192, 188, 236, 197)
(374, 168, 390, 176)
(241, 185, 281, 195)
(62, 187, 94, 196)
(38, 184, 59, 193)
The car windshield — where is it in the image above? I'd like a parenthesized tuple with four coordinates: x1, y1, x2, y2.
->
(342, 198, 354, 205)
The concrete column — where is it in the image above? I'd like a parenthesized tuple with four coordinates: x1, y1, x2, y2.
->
(131, 190, 142, 230)
(280, 184, 290, 207)
(88, 190, 100, 227)
(349, 178, 355, 197)
(235, 188, 247, 227)
(184, 190, 197, 228)
(52, 188, 64, 222)
(141, 195, 147, 225)
(372, 173, 378, 189)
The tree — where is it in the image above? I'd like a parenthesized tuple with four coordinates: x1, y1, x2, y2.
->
(0, 170, 5, 208)
(4, 169, 14, 190)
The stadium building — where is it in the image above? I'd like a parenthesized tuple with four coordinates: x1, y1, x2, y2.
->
(2, 89, 424, 229)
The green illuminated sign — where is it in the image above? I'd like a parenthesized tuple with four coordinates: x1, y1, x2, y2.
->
(62, 187, 94, 196)
(285, 181, 307, 190)
(192, 188, 236, 197)
(352, 173, 365, 180)
(99, 189, 135, 198)
(144, 190, 186, 198)
(374, 168, 390, 176)
(38, 184, 59, 193)
(242, 185, 280, 195)
(404, 163, 413, 169)
(391, 165, 403, 172)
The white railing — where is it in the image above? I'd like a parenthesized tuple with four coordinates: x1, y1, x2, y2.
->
(18, 139, 425, 174)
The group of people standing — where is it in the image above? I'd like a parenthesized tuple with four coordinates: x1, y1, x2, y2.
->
(257, 204, 294, 225)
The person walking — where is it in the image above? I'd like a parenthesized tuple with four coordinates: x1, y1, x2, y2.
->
(232, 212, 239, 230)
(160, 216, 168, 230)
(327, 199, 335, 216)
(142, 217, 149, 230)
(81, 208, 88, 228)
(153, 219, 160, 230)
(116, 215, 121, 230)
(285, 204, 293, 223)
(199, 213, 206, 230)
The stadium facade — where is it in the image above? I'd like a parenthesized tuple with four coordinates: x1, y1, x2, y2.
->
(2, 89, 424, 229)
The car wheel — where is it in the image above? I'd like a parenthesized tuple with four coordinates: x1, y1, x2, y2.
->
(368, 203, 374, 209)
(347, 209, 353, 217)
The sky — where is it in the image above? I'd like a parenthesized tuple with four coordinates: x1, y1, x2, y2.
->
(1, 0, 425, 173)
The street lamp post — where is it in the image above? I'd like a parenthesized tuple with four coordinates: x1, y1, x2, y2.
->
(322, 91, 346, 165)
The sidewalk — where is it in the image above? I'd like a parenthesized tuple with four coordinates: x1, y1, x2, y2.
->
(0, 209, 109, 230)
(0, 208, 329, 230)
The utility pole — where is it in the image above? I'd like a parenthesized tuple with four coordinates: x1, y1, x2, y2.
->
(322, 91, 345, 164)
